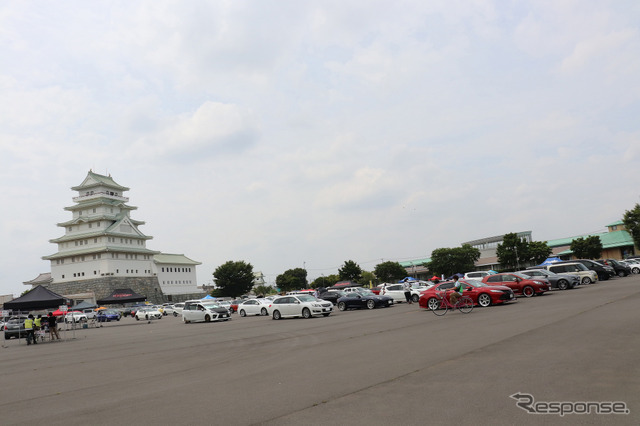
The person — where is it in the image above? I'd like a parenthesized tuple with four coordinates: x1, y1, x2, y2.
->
(25, 314, 36, 345)
(449, 276, 465, 305)
(48, 312, 60, 340)
(403, 281, 413, 304)
(34, 315, 42, 343)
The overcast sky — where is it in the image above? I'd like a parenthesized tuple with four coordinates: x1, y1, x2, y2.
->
(1, 1, 639, 296)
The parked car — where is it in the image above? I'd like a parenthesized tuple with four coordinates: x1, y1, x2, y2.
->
(482, 273, 550, 297)
(64, 311, 88, 323)
(317, 290, 346, 305)
(182, 300, 231, 323)
(554, 259, 613, 280)
(543, 262, 598, 285)
(419, 280, 515, 309)
(598, 259, 631, 277)
(378, 283, 425, 303)
(96, 309, 121, 322)
(3, 316, 28, 339)
(463, 271, 492, 281)
(337, 290, 394, 311)
(229, 300, 242, 313)
(238, 299, 270, 317)
(267, 294, 333, 319)
(517, 269, 579, 290)
(134, 307, 163, 321)
(171, 303, 184, 316)
(619, 260, 640, 274)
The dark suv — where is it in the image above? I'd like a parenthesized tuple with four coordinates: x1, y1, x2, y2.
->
(555, 259, 613, 281)
(598, 259, 631, 277)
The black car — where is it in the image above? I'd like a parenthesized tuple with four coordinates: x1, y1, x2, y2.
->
(555, 259, 613, 281)
(517, 269, 579, 290)
(317, 290, 346, 305)
(599, 259, 631, 277)
(337, 291, 393, 311)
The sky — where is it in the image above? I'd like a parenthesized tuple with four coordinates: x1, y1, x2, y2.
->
(1, 1, 639, 295)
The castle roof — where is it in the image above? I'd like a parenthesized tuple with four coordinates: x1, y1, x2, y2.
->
(72, 170, 129, 192)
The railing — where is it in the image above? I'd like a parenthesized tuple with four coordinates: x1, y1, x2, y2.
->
(72, 191, 129, 202)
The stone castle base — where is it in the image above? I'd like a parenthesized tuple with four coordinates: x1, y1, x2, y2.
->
(44, 277, 205, 305)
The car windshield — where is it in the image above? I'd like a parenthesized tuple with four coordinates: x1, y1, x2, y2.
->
(296, 295, 318, 302)
(512, 273, 529, 279)
(461, 279, 486, 287)
(202, 303, 221, 309)
(358, 289, 375, 296)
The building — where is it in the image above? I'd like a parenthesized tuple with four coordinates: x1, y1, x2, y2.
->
(29, 171, 205, 304)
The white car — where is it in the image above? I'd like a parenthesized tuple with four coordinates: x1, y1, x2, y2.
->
(379, 283, 427, 303)
(64, 311, 88, 323)
(267, 294, 333, 320)
(463, 271, 492, 281)
(182, 300, 231, 323)
(134, 307, 163, 321)
(238, 299, 270, 317)
(620, 260, 640, 274)
(171, 303, 185, 316)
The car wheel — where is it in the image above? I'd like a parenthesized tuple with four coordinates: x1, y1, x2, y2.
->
(239, 310, 246, 317)
(366, 300, 376, 309)
(411, 294, 419, 303)
(557, 280, 569, 290)
(4, 334, 10, 340)
(478, 293, 491, 307)
(173, 312, 178, 317)
(204, 314, 211, 322)
(427, 297, 440, 311)
(582, 277, 592, 285)
(522, 286, 535, 297)
(135, 316, 140, 321)
(618, 270, 626, 277)
(632, 267, 640, 274)
(272, 310, 281, 320)
(302, 308, 312, 319)
(183, 317, 190, 324)
(338, 302, 347, 311)
(145, 315, 149, 320)
(261, 308, 268, 316)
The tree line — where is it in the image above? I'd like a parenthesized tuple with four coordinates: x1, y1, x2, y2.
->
(210, 203, 640, 298)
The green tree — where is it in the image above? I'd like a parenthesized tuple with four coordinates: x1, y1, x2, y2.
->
(623, 204, 640, 250)
(276, 268, 308, 292)
(527, 241, 553, 265)
(360, 270, 376, 287)
(427, 244, 480, 277)
(212, 260, 255, 297)
(570, 236, 603, 259)
(496, 233, 529, 270)
(310, 274, 339, 289)
(374, 261, 407, 283)
(338, 260, 362, 282)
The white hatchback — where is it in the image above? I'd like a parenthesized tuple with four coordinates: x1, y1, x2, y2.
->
(267, 295, 333, 320)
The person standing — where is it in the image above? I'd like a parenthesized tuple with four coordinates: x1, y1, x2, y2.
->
(24, 314, 36, 345)
(47, 312, 60, 340)
(403, 281, 413, 304)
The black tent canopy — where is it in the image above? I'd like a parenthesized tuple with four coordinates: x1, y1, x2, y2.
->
(70, 300, 97, 311)
(3, 285, 71, 311)
(97, 289, 146, 305)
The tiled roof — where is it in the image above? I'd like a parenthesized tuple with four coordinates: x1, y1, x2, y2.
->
(43, 246, 160, 260)
(153, 253, 202, 265)
(72, 171, 129, 191)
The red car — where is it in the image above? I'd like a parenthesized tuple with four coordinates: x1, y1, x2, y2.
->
(482, 273, 550, 297)
(418, 279, 516, 310)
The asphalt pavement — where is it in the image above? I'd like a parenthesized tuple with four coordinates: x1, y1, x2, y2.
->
(2, 275, 639, 425)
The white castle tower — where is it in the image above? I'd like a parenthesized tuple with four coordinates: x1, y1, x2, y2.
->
(43, 170, 160, 282)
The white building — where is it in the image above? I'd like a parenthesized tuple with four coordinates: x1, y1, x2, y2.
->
(37, 171, 203, 301)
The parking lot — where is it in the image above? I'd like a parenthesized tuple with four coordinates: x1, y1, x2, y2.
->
(2, 275, 639, 425)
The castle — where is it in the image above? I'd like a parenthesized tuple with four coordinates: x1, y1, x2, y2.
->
(25, 171, 205, 304)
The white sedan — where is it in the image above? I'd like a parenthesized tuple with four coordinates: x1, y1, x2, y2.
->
(134, 307, 163, 321)
(267, 295, 333, 320)
(238, 299, 270, 317)
(64, 311, 88, 323)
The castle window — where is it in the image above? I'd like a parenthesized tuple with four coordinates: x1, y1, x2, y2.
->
(62, 275, 65, 279)
(89, 223, 92, 228)
(94, 238, 97, 243)
(92, 208, 96, 213)
(94, 271, 97, 275)
(81, 272, 85, 276)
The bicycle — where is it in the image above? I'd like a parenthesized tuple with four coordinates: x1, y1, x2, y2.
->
(428, 290, 474, 316)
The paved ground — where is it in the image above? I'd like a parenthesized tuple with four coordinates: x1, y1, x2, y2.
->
(2, 276, 639, 425)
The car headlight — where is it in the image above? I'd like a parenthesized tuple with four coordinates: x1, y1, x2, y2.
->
(490, 290, 502, 293)
(312, 303, 322, 307)
(533, 281, 542, 285)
